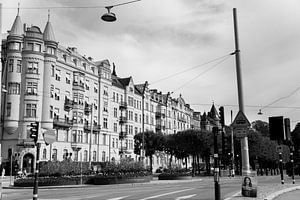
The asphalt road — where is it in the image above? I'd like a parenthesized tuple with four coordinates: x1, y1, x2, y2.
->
(274, 189, 300, 200)
(2, 176, 283, 200)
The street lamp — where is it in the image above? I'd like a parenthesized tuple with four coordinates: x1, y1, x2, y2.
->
(101, 0, 141, 22)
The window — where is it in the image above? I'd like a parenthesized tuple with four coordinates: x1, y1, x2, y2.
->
(102, 151, 106, 162)
(78, 131, 83, 143)
(151, 104, 154, 112)
(113, 92, 115, 102)
(27, 43, 34, 51)
(52, 149, 57, 161)
(8, 59, 13, 72)
(74, 151, 78, 161)
(114, 108, 118, 118)
(83, 150, 88, 162)
(135, 113, 138, 122)
(50, 85, 54, 98)
(103, 134, 107, 145)
(93, 151, 96, 161)
(42, 149, 47, 160)
(25, 104, 37, 118)
(112, 138, 115, 148)
(26, 82, 38, 95)
(103, 100, 108, 112)
(104, 86, 108, 96)
(113, 123, 117, 132)
(72, 130, 77, 142)
(63, 54, 67, 62)
(116, 139, 118, 148)
(34, 43, 41, 52)
(94, 83, 98, 93)
(66, 72, 71, 84)
(27, 62, 38, 74)
(103, 118, 108, 129)
(54, 108, 59, 119)
(47, 47, 55, 55)
(8, 82, 20, 94)
(135, 127, 138, 134)
(50, 106, 53, 119)
(51, 66, 55, 77)
(16, 60, 21, 73)
(8, 42, 21, 50)
(85, 79, 90, 90)
(55, 69, 61, 81)
(6, 103, 11, 117)
(55, 88, 60, 100)
(63, 149, 68, 160)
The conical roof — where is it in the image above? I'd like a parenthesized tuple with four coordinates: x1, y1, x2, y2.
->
(43, 20, 56, 42)
(209, 104, 219, 120)
(9, 15, 23, 36)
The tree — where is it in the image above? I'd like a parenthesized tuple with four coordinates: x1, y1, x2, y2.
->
(134, 131, 164, 172)
(252, 120, 269, 137)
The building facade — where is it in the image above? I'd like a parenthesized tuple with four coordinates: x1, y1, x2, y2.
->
(1, 13, 202, 173)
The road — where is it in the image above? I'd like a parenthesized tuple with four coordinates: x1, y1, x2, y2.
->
(274, 189, 300, 200)
(2, 176, 282, 200)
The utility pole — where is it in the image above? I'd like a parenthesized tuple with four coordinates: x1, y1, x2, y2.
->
(141, 81, 148, 166)
(233, 8, 250, 175)
(213, 127, 220, 200)
(231, 110, 235, 177)
(233, 8, 256, 197)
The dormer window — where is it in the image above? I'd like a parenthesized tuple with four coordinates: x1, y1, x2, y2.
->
(73, 59, 77, 66)
(63, 54, 67, 62)
(83, 63, 86, 70)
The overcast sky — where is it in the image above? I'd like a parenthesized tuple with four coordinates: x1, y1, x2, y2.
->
(2, 0, 300, 129)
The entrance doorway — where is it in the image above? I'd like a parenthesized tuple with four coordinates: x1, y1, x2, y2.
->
(23, 153, 34, 173)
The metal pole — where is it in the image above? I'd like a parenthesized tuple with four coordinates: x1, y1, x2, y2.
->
(88, 104, 93, 169)
(33, 143, 40, 200)
(213, 127, 221, 200)
(80, 152, 82, 185)
(233, 8, 251, 175)
(279, 152, 284, 184)
(9, 148, 13, 186)
(141, 81, 147, 166)
(290, 149, 295, 184)
(231, 110, 235, 177)
(0, 3, 2, 166)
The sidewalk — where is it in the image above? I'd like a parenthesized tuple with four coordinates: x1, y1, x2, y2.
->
(224, 175, 300, 200)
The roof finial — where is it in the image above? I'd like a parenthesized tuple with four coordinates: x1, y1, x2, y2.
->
(17, 3, 20, 16)
(48, 9, 50, 22)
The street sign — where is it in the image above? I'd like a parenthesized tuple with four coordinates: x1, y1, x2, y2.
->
(43, 129, 56, 145)
(231, 111, 251, 129)
(234, 128, 248, 138)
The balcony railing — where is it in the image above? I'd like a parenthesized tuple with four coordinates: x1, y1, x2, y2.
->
(119, 116, 127, 124)
(53, 118, 73, 129)
(64, 98, 74, 111)
(84, 123, 101, 132)
(119, 131, 127, 140)
(84, 102, 92, 115)
(119, 101, 127, 110)
(72, 81, 85, 91)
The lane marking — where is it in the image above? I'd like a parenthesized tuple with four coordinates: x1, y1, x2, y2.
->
(107, 196, 129, 200)
(224, 191, 240, 200)
(175, 194, 197, 200)
(139, 188, 194, 200)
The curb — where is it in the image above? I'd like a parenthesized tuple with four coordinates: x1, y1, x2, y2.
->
(3, 178, 203, 189)
(264, 185, 300, 200)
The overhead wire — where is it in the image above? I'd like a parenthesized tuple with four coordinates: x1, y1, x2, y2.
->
(150, 53, 232, 85)
(170, 54, 231, 93)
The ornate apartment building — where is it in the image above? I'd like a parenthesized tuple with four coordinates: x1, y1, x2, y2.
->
(1, 13, 203, 173)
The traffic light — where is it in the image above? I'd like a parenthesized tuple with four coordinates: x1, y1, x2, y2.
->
(269, 116, 285, 142)
(284, 118, 291, 141)
(29, 122, 39, 143)
(219, 106, 225, 127)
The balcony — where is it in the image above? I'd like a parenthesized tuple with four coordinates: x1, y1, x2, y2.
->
(72, 81, 84, 91)
(53, 118, 73, 130)
(119, 116, 127, 124)
(84, 102, 92, 115)
(84, 122, 101, 132)
(119, 146, 130, 154)
(119, 101, 127, 110)
(71, 143, 83, 151)
(156, 124, 165, 132)
(64, 98, 74, 112)
(155, 111, 165, 118)
(119, 131, 127, 140)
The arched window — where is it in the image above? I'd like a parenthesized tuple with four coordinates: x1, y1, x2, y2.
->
(42, 148, 47, 160)
(52, 149, 57, 161)
(102, 151, 106, 162)
(63, 149, 68, 160)
(83, 150, 88, 162)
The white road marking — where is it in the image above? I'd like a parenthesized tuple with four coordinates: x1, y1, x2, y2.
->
(107, 196, 129, 200)
(175, 194, 197, 200)
(139, 188, 194, 200)
(224, 191, 240, 200)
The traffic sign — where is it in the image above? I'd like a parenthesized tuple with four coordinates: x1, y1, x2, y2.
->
(234, 128, 248, 138)
(43, 129, 56, 145)
(231, 111, 251, 129)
